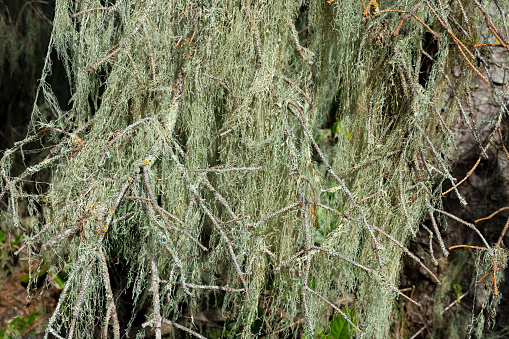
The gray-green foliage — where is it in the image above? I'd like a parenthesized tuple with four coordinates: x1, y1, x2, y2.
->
(1, 0, 507, 338)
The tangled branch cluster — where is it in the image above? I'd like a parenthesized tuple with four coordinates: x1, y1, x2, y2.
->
(0, 0, 508, 337)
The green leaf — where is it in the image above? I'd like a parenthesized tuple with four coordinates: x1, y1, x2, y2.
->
(332, 121, 341, 135)
(316, 306, 356, 339)
(20, 274, 30, 284)
(453, 284, 463, 302)
(53, 273, 66, 290)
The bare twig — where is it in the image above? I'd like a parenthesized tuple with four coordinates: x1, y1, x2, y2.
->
(252, 202, 300, 228)
(427, 206, 449, 257)
(185, 167, 261, 173)
(150, 260, 162, 339)
(275, 75, 313, 109)
(288, 104, 386, 271)
(431, 207, 491, 251)
(442, 156, 481, 195)
(289, 23, 314, 65)
(167, 146, 250, 302)
(421, 224, 438, 265)
(100, 248, 120, 339)
(305, 286, 361, 333)
(203, 74, 239, 108)
(474, 206, 509, 223)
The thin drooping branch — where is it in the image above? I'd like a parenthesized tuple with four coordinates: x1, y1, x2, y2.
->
(83, 1, 154, 72)
(161, 319, 207, 339)
(142, 24, 157, 89)
(67, 260, 95, 339)
(496, 217, 509, 247)
(44, 254, 87, 339)
(183, 283, 244, 292)
(498, 128, 509, 161)
(253, 202, 300, 228)
(456, 0, 472, 39)
(303, 199, 439, 287)
(287, 101, 307, 124)
(274, 248, 307, 272)
(86, 44, 122, 72)
(100, 249, 120, 339)
(288, 105, 386, 271)
(449, 245, 488, 251)
(420, 128, 466, 205)
(125, 194, 206, 250)
(409, 292, 469, 339)
(427, 206, 449, 258)
(431, 207, 491, 251)
(374, 116, 399, 146)
(475, 206, 509, 223)
(299, 189, 314, 335)
(423, 0, 489, 82)
(202, 177, 244, 229)
(419, 148, 434, 183)
(0, 152, 65, 202)
(471, 0, 509, 49)
(289, 23, 314, 65)
(313, 202, 355, 222)
(399, 169, 413, 236)
(304, 286, 361, 333)
(150, 259, 162, 339)
(311, 246, 421, 307)
(41, 209, 92, 249)
(100, 118, 154, 162)
(97, 168, 138, 245)
(144, 261, 219, 339)
(167, 145, 250, 303)
(276, 244, 422, 306)
(275, 75, 313, 108)
(15, 204, 70, 255)
(203, 73, 239, 108)
(185, 167, 261, 173)
(370, 223, 440, 284)
(442, 156, 481, 195)
(146, 212, 194, 298)
(391, 1, 424, 37)
(281, 122, 315, 334)
(421, 224, 438, 266)
(71, 0, 124, 18)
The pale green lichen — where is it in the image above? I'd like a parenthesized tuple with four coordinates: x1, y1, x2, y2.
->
(1, 0, 507, 338)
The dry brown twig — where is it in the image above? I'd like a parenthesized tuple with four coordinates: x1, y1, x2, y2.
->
(449, 207, 509, 297)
